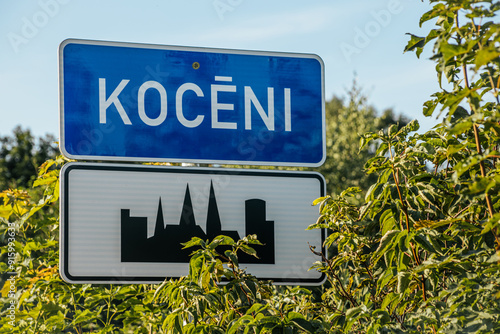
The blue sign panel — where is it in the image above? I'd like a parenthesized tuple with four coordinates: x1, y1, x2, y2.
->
(59, 39, 325, 166)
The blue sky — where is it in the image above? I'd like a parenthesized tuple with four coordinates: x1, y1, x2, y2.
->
(0, 0, 439, 139)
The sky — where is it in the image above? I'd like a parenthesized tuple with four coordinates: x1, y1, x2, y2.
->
(0, 0, 440, 140)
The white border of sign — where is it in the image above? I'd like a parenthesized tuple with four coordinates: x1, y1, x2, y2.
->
(60, 162, 327, 285)
(58, 39, 326, 167)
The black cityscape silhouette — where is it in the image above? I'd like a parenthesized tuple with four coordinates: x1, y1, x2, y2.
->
(121, 181, 275, 263)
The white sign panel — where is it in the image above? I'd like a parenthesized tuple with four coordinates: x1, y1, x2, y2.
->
(60, 163, 326, 284)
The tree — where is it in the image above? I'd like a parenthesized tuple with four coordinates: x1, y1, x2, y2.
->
(309, 0, 500, 332)
(320, 80, 408, 200)
(0, 126, 58, 190)
(2, 1, 500, 332)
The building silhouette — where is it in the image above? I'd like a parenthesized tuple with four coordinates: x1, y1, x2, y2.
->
(240, 199, 275, 263)
(121, 181, 275, 263)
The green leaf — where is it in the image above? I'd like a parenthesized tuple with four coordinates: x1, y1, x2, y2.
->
(423, 98, 438, 117)
(475, 46, 500, 69)
(414, 234, 435, 254)
(404, 34, 425, 57)
(359, 132, 378, 151)
(38, 159, 56, 176)
(312, 196, 327, 206)
(0, 204, 13, 219)
(482, 213, 500, 235)
(182, 237, 206, 249)
(72, 309, 95, 325)
(447, 143, 465, 155)
(380, 209, 397, 235)
(440, 43, 469, 63)
(449, 120, 473, 135)
(245, 303, 267, 315)
(228, 315, 254, 334)
(397, 272, 411, 294)
(239, 244, 258, 257)
(373, 230, 401, 265)
(441, 88, 470, 116)
(209, 235, 235, 249)
(225, 250, 239, 267)
(377, 267, 396, 294)
(288, 317, 314, 333)
(33, 175, 58, 187)
(419, 4, 445, 26)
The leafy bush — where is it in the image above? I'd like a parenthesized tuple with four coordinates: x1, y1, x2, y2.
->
(0, 126, 58, 190)
(1, 0, 500, 333)
(308, 0, 500, 332)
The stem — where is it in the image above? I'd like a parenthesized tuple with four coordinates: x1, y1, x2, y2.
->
(472, 124, 496, 219)
(389, 142, 425, 302)
(388, 141, 410, 232)
(391, 161, 420, 266)
(312, 246, 358, 307)
(456, 13, 499, 248)
(321, 301, 346, 316)
(421, 273, 427, 302)
(106, 297, 111, 326)
(357, 253, 374, 281)
(33, 310, 43, 334)
(227, 299, 244, 317)
(452, 205, 472, 219)
(393, 168, 411, 232)
(458, 15, 494, 219)
(470, 17, 500, 104)
(69, 288, 82, 334)
(238, 282, 252, 305)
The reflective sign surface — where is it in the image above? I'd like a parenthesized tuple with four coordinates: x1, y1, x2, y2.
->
(60, 163, 326, 284)
(59, 39, 325, 166)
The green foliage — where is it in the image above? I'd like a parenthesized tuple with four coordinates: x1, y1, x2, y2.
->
(1, 1, 500, 333)
(0, 167, 320, 333)
(319, 80, 408, 200)
(0, 126, 58, 190)
(308, 0, 500, 332)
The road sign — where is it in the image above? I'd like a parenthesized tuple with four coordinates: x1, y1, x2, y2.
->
(59, 39, 325, 166)
(60, 163, 326, 284)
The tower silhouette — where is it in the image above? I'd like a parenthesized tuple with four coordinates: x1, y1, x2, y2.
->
(239, 199, 275, 263)
(121, 209, 148, 262)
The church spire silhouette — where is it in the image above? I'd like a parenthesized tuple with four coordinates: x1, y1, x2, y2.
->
(179, 184, 196, 227)
(154, 197, 165, 237)
(121, 181, 273, 263)
(206, 181, 222, 239)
